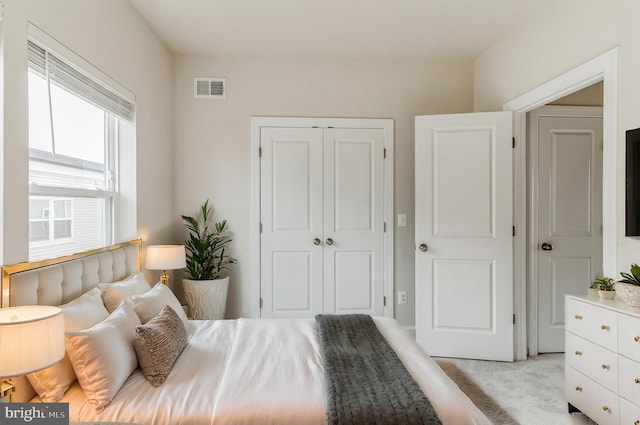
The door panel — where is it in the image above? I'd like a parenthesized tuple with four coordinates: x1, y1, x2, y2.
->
(433, 129, 494, 236)
(272, 252, 313, 312)
(334, 251, 373, 311)
(324, 128, 385, 316)
(260, 127, 323, 317)
(433, 259, 494, 331)
(537, 113, 603, 353)
(415, 111, 513, 361)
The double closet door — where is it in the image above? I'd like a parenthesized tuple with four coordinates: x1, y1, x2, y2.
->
(259, 121, 390, 318)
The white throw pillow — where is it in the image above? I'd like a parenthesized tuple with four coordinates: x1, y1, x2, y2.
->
(28, 287, 109, 402)
(128, 283, 189, 327)
(99, 272, 151, 312)
(65, 301, 141, 412)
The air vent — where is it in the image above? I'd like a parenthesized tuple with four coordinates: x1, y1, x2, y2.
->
(194, 78, 226, 99)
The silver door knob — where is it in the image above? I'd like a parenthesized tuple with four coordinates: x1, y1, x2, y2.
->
(419, 243, 428, 252)
(313, 238, 321, 246)
(326, 238, 334, 246)
(541, 242, 553, 251)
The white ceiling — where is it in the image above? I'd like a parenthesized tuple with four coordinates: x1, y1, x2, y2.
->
(129, 0, 542, 59)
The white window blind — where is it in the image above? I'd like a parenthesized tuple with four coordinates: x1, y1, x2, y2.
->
(27, 40, 135, 121)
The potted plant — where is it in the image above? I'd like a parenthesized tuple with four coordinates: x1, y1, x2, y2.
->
(589, 276, 613, 297)
(615, 264, 640, 307)
(591, 276, 615, 299)
(181, 199, 237, 319)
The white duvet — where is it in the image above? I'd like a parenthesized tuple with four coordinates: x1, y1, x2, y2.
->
(57, 317, 491, 425)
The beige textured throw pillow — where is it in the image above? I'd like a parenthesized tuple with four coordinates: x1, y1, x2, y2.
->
(133, 305, 188, 387)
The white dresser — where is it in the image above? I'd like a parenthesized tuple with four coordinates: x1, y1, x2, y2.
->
(565, 294, 640, 425)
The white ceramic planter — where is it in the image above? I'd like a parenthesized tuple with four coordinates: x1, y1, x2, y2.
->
(183, 276, 229, 320)
(614, 281, 640, 307)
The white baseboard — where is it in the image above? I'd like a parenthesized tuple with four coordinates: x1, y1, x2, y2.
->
(403, 326, 416, 339)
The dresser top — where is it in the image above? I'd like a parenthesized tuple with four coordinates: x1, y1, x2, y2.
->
(566, 293, 640, 318)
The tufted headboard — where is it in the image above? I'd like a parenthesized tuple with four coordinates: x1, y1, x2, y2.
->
(1, 239, 142, 308)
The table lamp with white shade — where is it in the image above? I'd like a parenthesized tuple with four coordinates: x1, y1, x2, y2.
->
(146, 245, 187, 286)
(0, 305, 65, 401)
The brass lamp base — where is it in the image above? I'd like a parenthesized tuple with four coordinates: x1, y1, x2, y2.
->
(160, 270, 170, 286)
(1, 379, 15, 402)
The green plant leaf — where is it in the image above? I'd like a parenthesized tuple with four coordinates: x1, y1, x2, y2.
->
(182, 199, 237, 280)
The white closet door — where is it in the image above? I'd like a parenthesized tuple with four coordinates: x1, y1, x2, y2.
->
(260, 127, 324, 318)
(323, 128, 385, 316)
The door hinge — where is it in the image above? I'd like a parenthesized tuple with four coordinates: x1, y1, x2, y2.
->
(384, 296, 387, 307)
(512, 137, 515, 148)
(384, 222, 387, 232)
(513, 313, 516, 325)
(512, 226, 515, 237)
(259, 147, 262, 157)
(260, 297, 263, 309)
(260, 222, 263, 233)
(384, 148, 387, 159)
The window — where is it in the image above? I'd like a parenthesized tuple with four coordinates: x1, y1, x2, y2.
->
(27, 36, 134, 261)
(29, 198, 73, 243)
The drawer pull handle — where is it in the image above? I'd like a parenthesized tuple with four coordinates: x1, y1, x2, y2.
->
(575, 350, 582, 356)
(575, 386, 582, 392)
(575, 315, 583, 320)
(635, 378, 640, 384)
(601, 324, 609, 331)
(601, 364, 610, 370)
(635, 336, 640, 342)
(602, 405, 609, 412)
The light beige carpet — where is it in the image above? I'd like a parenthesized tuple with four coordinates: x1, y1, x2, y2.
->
(436, 354, 596, 425)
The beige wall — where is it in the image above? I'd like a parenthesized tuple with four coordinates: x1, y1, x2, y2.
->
(550, 81, 603, 107)
(173, 55, 474, 325)
(1, 0, 174, 276)
(474, 0, 640, 274)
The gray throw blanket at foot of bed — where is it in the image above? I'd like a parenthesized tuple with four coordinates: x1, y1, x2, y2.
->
(316, 314, 443, 425)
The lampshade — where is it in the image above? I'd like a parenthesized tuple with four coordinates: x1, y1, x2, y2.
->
(146, 245, 187, 270)
(0, 306, 64, 378)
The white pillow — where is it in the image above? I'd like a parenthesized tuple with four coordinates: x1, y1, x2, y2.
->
(66, 301, 141, 412)
(28, 287, 109, 402)
(99, 272, 151, 312)
(128, 283, 189, 327)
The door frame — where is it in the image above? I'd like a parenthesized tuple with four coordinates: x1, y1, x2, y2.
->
(527, 105, 603, 356)
(249, 117, 395, 318)
(504, 48, 619, 361)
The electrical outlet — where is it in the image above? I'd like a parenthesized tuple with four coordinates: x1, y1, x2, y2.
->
(398, 290, 408, 304)
(397, 213, 407, 227)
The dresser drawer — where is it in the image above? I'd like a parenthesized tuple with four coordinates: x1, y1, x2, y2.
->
(619, 355, 640, 403)
(566, 332, 618, 393)
(566, 366, 620, 425)
(620, 397, 640, 425)
(566, 297, 618, 350)
(619, 313, 640, 363)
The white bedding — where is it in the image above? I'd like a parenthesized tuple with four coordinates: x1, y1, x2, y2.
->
(53, 317, 491, 425)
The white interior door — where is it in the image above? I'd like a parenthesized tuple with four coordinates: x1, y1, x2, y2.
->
(323, 128, 385, 316)
(415, 111, 513, 361)
(534, 108, 603, 353)
(260, 127, 324, 317)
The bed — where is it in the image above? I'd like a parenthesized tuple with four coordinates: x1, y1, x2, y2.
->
(2, 240, 492, 425)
